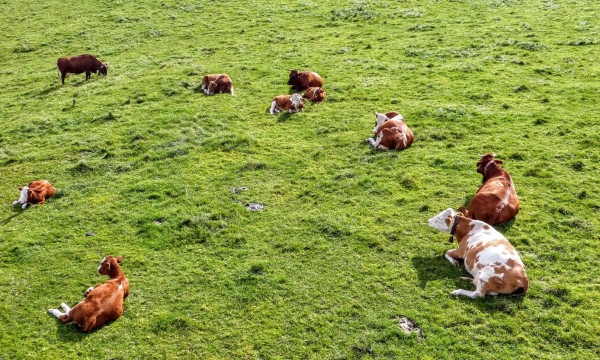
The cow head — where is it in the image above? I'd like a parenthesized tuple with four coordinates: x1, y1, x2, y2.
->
(98, 63, 108, 76)
(372, 111, 389, 134)
(428, 208, 457, 233)
(476, 153, 503, 175)
(98, 256, 124, 277)
(315, 87, 326, 100)
(287, 69, 299, 85)
(291, 93, 303, 109)
(12, 186, 30, 207)
(206, 81, 218, 94)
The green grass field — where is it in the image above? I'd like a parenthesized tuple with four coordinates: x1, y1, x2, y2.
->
(1, 0, 599, 358)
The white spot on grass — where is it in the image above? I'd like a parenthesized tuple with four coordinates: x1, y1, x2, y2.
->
(397, 317, 423, 341)
(246, 203, 263, 211)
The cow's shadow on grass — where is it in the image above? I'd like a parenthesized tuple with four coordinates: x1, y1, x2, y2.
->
(469, 293, 526, 314)
(1, 209, 24, 225)
(52, 319, 88, 342)
(37, 84, 62, 96)
(412, 255, 526, 313)
(495, 217, 516, 233)
(461, 195, 473, 208)
(51, 315, 121, 341)
(275, 111, 294, 122)
(412, 254, 463, 289)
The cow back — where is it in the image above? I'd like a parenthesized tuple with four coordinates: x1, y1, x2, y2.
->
(57, 54, 104, 74)
(470, 176, 519, 224)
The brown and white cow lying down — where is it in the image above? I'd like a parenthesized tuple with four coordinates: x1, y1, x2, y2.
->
(49, 256, 130, 332)
(365, 111, 414, 150)
(270, 93, 304, 114)
(302, 87, 326, 103)
(57, 54, 108, 85)
(458, 153, 519, 225)
(12, 180, 55, 209)
(287, 69, 323, 91)
(201, 74, 234, 96)
(428, 208, 529, 298)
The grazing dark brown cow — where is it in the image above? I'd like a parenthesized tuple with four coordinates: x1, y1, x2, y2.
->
(287, 69, 323, 91)
(201, 74, 234, 96)
(57, 54, 108, 85)
(302, 87, 326, 103)
(49, 256, 130, 333)
(458, 153, 520, 225)
(12, 180, 55, 209)
(270, 93, 304, 114)
(366, 111, 414, 151)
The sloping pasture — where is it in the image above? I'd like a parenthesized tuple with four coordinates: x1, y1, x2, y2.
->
(1, 0, 599, 358)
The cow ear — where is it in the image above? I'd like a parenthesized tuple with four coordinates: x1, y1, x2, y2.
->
(444, 217, 452, 226)
(116, 256, 124, 263)
(495, 159, 504, 165)
(18, 187, 23, 191)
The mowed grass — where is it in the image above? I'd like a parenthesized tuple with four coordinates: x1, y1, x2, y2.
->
(1, 0, 599, 358)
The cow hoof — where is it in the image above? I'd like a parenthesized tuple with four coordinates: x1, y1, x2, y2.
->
(450, 290, 460, 296)
(452, 260, 459, 267)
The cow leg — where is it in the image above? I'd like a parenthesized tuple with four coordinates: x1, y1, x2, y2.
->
(450, 288, 483, 298)
(60, 303, 72, 313)
(86, 71, 91, 80)
(451, 276, 489, 298)
(394, 138, 407, 150)
(365, 133, 383, 148)
(444, 249, 461, 267)
(49, 302, 72, 322)
(269, 101, 279, 115)
(82, 316, 96, 332)
(230, 87, 235, 96)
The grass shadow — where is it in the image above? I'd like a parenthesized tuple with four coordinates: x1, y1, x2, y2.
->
(276, 112, 294, 122)
(411, 254, 463, 289)
(495, 217, 516, 233)
(413, 255, 527, 312)
(462, 195, 473, 208)
(51, 317, 88, 342)
(456, 290, 527, 314)
(0, 212, 23, 226)
(37, 84, 62, 96)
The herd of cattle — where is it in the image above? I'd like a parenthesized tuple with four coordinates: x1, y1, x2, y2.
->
(10, 53, 528, 332)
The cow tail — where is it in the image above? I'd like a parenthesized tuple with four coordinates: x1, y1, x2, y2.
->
(57, 65, 61, 79)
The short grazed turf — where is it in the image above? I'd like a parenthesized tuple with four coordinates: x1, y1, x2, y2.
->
(1, 0, 599, 358)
